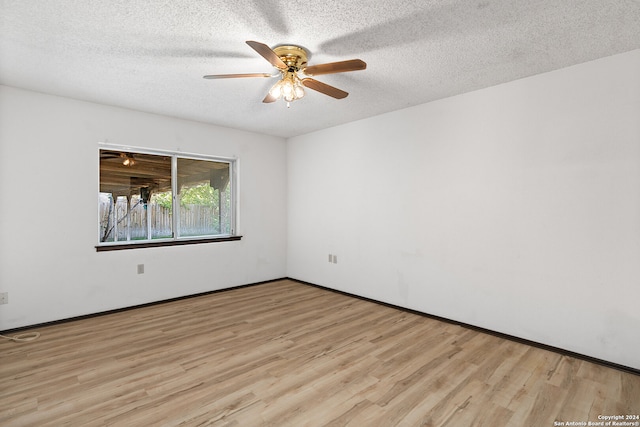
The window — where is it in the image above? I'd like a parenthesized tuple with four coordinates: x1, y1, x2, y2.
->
(98, 145, 238, 250)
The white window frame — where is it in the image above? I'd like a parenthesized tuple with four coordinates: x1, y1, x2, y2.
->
(97, 143, 239, 250)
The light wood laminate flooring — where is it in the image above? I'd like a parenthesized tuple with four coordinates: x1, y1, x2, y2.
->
(1, 279, 639, 426)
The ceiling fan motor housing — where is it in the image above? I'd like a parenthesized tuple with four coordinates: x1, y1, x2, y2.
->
(273, 45, 308, 71)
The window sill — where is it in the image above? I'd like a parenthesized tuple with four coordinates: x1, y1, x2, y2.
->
(96, 235, 242, 252)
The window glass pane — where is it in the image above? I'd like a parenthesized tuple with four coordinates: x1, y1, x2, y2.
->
(130, 194, 149, 240)
(99, 150, 172, 242)
(150, 192, 173, 239)
(177, 158, 231, 237)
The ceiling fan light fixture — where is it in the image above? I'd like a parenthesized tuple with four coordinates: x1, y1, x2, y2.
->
(269, 80, 283, 99)
(282, 81, 294, 99)
(120, 153, 135, 166)
(269, 72, 305, 107)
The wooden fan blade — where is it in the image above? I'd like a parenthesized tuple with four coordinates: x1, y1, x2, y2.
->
(303, 59, 366, 76)
(203, 73, 273, 79)
(301, 78, 349, 99)
(262, 93, 277, 103)
(246, 41, 287, 70)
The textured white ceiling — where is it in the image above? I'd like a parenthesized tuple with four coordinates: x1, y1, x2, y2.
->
(1, 0, 639, 138)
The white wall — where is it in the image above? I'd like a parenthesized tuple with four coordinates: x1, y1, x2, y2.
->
(0, 86, 287, 330)
(287, 50, 640, 369)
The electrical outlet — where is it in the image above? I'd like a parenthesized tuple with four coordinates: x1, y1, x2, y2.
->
(137, 264, 145, 274)
(328, 254, 332, 263)
(332, 255, 338, 264)
(0, 292, 8, 305)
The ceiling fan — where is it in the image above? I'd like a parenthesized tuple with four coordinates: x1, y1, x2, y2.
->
(203, 41, 366, 107)
(100, 150, 136, 166)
